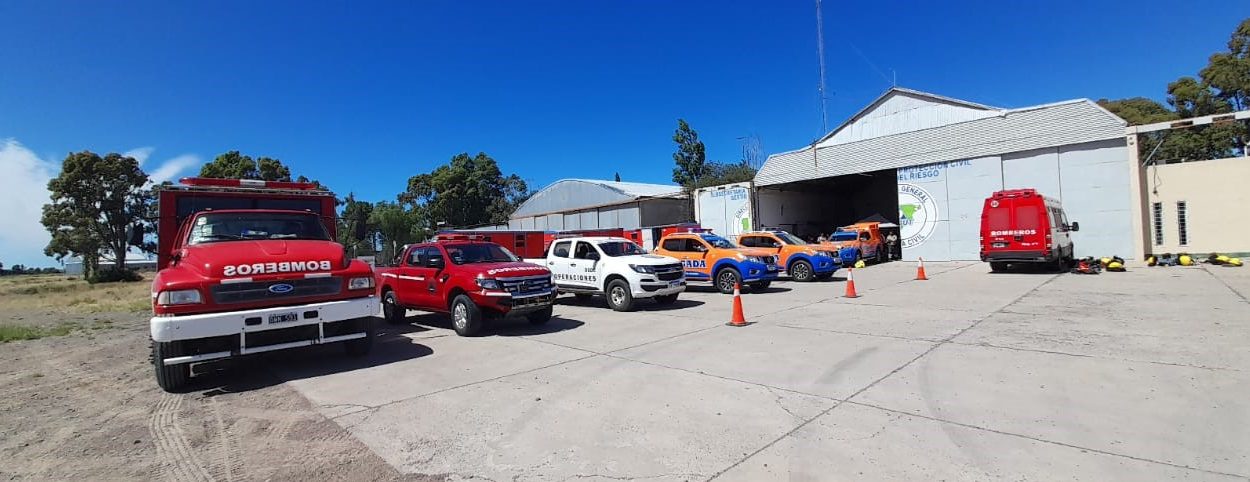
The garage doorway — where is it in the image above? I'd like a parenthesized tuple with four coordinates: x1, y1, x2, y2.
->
(755, 169, 899, 242)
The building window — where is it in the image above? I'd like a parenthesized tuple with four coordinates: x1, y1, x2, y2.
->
(1176, 201, 1188, 246)
(1152, 202, 1164, 246)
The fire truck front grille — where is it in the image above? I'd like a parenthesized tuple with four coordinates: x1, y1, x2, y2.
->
(212, 277, 342, 305)
(655, 264, 684, 281)
(499, 275, 553, 296)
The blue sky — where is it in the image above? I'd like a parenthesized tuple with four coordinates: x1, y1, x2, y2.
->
(0, 0, 1244, 267)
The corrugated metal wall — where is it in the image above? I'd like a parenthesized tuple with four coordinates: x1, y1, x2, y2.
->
(820, 94, 998, 146)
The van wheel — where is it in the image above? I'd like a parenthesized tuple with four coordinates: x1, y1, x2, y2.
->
(715, 268, 740, 294)
(527, 306, 553, 325)
(990, 262, 1009, 273)
(343, 317, 374, 357)
(790, 260, 814, 282)
(153, 341, 190, 393)
(449, 294, 483, 336)
(606, 279, 635, 312)
(382, 290, 405, 324)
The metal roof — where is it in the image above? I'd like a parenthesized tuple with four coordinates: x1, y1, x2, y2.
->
(757, 98, 1127, 187)
(511, 179, 683, 218)
(816, 87, 1000, 145)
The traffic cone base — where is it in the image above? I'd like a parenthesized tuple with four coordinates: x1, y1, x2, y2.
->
(727, 282, 751, 326)
(916, 257, 928, 281)
(844, 268, 860, 298)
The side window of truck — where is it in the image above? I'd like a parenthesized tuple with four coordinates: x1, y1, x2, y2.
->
(426, 247, 444, 266)
(738, 236, 757, 247)
(552, 241, 571, 258)
(406, 248, 422, 266)
(661, 238, 685, 252)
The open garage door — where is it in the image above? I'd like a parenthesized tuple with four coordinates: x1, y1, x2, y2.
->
(755, 169, 898, 240)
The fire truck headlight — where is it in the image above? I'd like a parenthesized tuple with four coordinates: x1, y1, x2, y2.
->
(348, 276, 374, 290)
(475, 278, 502, 290)
(157, 289, 203, 305)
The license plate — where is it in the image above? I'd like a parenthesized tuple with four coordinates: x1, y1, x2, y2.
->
(992, 242, 1008, 248)
(268, 312, 299, 324)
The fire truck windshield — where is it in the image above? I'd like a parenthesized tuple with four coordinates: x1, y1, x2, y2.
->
(187, 212, 330, 245)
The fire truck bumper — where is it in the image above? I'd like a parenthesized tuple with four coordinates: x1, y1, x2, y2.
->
(150, 297, 379, 364)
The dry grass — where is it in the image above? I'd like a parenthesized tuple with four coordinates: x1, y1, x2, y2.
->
(0, 274, 150, 314)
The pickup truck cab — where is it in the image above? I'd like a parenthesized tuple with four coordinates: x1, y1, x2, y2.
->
(526, 236, 685, 311)
(653, 231, 779, 294)
(376, 240, 555, 336)
(736, 230, 840, 282)
(150, 178, 378, 392)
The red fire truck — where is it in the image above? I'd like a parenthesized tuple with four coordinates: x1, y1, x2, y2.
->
(149, 178, 378, 392)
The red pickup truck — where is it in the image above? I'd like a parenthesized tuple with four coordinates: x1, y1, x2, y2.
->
(376, 239, 556, 336)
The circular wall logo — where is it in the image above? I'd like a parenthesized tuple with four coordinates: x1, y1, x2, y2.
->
(898, 183, 939, 249)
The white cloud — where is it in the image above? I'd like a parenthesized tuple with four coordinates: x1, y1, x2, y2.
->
(124, 146, 155, 165)
(0, 139, 55, 268)
(148, 154, 200, 184)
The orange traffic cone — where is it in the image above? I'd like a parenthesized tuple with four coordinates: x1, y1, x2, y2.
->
(916, 257, 928, 281)
(726, 282, 750, 327)
(844, 268, 860, 298)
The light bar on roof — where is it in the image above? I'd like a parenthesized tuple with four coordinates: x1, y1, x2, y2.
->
(178, 177, 320, 190)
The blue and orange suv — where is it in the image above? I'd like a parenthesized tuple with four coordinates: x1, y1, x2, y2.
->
(653, 231, 779, 293)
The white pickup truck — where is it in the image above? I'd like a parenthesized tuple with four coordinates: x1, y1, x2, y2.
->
(525, 236, 686, 311)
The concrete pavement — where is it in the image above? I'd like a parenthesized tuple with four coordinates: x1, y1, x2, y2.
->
(267, 260, 1250, 481)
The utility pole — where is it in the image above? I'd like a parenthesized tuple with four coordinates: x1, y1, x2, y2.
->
(815, 0, 829, 135)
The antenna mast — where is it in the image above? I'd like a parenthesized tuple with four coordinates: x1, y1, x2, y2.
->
(815, 0, 829, 134)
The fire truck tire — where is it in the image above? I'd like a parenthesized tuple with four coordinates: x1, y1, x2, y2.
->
(605, 279, 635, 312)
(749, 280, 772, 291)
(343, 317, 374, 357)
(382, 290, 406, 324)
(990, 262, 1009, 272)
(655, 294, 679, 305)
(450, 294, 482, 336)
(715, 267, 740, 294)
(527, 306, 554, 324)
(789, 260, 814, 282)
(152, 341, 189, 393)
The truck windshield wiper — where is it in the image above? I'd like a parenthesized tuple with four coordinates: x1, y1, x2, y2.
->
(194, 234, 244, 243)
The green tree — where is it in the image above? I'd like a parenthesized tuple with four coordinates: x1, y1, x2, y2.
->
(399, 152, 529, 227)
(671, 119, 711, 188)
(370, 201, 426, 264)
(41, 151, 151, 279)
(199, 151, 294, 181)
(1200, 18, 1250, 111)
(338, 193, 376, 256)
(1097, 98, 1177, 125)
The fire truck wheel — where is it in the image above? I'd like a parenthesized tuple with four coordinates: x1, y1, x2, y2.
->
(789, 260, 814, 282)
(655, 294, 679, 305)
(527, 306, 554, 324)
(715, 267, 740, 294)
(382, 290, 406, 324)
(450, 294, 482, 336)
(990, 262, 1009, 273)
(605, 279, 635, 312)
(152, 341, 189, 393)
(344, 317, 374, 357)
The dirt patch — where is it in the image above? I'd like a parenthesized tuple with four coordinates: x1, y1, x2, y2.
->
(0, 310, 439, 481)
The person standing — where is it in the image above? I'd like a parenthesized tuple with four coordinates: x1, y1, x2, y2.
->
(885, 231, 899, 260)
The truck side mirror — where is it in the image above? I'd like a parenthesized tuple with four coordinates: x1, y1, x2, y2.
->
(1069, 221, 1079, 232)
(127, 225, 145, 246)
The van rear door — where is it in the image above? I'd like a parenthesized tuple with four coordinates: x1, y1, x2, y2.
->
(984, 200, 1013, 251)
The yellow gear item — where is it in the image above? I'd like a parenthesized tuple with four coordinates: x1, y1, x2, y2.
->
(854, 259, 866, 269)
(1179, 255, 1193, 266)
(1146, 256, 1157, 266)
(1100, 257, 1112, 266)
(1107, 261, 1124, 270)
(1230, 258, 1243, 267)
(1217, 255, 1230, 263)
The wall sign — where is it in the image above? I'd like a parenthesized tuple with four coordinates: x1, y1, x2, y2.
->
(898, 183, 939, 249)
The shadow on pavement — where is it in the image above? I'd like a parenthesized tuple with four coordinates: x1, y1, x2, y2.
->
(193, 318, 435, 396)
(554, 295, 705, 312)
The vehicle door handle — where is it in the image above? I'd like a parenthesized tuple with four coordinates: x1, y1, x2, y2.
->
(570, 263, 577, 267)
